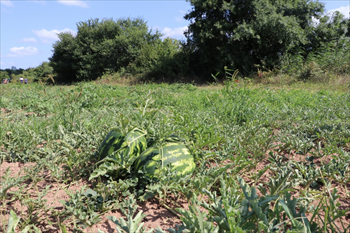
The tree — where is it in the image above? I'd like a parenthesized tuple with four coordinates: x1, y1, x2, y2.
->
(34, 62, 54, 80)
(184, 0, 325, 77)
(2, 68, 24, 77)
(305, 11, 349, 53)
(0, 71, 10, 81)
(128, 37, 192, 79)
(50, 17, 161, 82)
(50, 32, 78, 82)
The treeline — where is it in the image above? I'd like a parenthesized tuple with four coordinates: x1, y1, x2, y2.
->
(1, 62, 53, 83)
(2, 0, 350, 83)
(0, 67, 24, 82)
(49, 17, 191, 82)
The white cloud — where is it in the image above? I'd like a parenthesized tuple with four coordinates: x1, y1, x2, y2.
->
(22, 37, 37, 43)
(8, 46, 38, 57)
(32, 28, 76, 43)
(57, 0, 88, 8)
(328, 5, 350, 19)
(1, 0, 14, 7)
(161, 26, 188, 38)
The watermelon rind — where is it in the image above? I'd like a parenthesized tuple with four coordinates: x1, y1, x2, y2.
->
(133, 142, 195, 178)
(97, 128, 147, 161)
(97, 130, 124, 161)
(121, 128, 147, 160)
(93, 128, 147, 180)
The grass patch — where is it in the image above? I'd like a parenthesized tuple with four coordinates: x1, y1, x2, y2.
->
(1, 81, 350, 232)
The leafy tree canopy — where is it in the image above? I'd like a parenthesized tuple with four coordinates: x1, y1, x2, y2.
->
(0, 71, 10, 81)
(50, 17, 161, 82)
(183, 0, 347, 77)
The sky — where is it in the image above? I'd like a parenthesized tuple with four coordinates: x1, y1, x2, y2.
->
(0, 0, 349, 70)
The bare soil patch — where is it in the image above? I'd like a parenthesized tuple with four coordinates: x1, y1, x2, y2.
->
(0, 162, 182, 232)
(1, 147, 350, 232)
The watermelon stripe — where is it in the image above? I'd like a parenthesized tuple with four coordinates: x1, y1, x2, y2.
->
(133, 148, 158, 169)
(172, 164, 190, 173)
(98, 130, 124, 160)
(163, 153, 192, 165)
(97, 128, 147, 163)
(133, 142, 195, 178)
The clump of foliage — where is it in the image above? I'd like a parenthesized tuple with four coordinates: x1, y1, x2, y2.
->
(184, 0, 350, 79)
(0, 71, 10, 81)
(49, 17, 162, 82)
(127, 38, 192, 81)
(1, 62, 55, 84)
(23, 62, 55, 83)
(278, 11, 350, 82)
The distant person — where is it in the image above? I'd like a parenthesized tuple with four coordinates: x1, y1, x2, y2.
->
(20, 77, 23, 83)
(25, 78, 28, 84)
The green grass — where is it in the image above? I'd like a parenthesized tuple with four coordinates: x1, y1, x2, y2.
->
(1, 81, 350, 232)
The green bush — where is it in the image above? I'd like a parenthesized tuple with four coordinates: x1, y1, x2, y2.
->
(0, 71, 10, 81)
(279, 39, 350, 82)
(50, 17, 162, 83)
(127, 38, 192, 81)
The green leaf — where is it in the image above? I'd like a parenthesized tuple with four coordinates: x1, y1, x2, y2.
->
(107, 195, 150, 233)
(6, 210, 21, 233)
(89, 162, 116, 180)
(20, 225, 41, 233)
(197, 136, 224, 148)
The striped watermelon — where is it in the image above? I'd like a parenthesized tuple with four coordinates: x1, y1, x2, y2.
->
(133, 142, 195, 178)
(97, 128, 147, 161)
(97, 130, 124, 161)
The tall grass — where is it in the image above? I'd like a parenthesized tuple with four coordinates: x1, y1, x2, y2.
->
(279, 39, 350, 82)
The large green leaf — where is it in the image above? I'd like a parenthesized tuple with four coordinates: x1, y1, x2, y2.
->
(89, 161, 116, 180)
(6, 210, 21, 233)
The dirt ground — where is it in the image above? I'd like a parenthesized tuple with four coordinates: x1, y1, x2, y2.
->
(1, 152, 350, 232)
(0, 161, 183, 232)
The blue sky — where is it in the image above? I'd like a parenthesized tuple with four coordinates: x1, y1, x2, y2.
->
(1, 0, 349, 70)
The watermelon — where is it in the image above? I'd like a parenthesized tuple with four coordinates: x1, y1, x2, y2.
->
(97, 130, 124, 161)
(90, 128, 147, 180)
(97, 128, 147, 161)
(133, 142, 195, 178)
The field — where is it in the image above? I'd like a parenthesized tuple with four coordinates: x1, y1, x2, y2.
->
(1, 81, 350, 232)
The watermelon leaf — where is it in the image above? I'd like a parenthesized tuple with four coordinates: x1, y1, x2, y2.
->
(6, 210, 21, 233)
(107, 195, 152, 233)
(89, 162, 116, 180)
